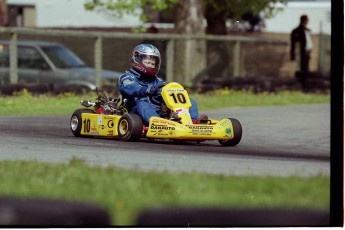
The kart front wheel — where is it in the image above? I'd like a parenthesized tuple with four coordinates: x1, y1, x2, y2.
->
(118, 113, 143, 142)
(70, 109, 94, 137)
(218, 118, 242, 146)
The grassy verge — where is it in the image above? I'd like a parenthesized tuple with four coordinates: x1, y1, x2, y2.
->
(192, 89, 330, 110)
(0, 159, 330, 225)
(0, 89, 330, 115)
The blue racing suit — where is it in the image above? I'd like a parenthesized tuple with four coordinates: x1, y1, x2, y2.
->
(118, 68, 199, 125)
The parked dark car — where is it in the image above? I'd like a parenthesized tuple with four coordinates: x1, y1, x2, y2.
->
(0, 40, 121, 92)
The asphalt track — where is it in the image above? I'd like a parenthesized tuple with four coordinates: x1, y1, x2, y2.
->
(0, 104, 330, 177)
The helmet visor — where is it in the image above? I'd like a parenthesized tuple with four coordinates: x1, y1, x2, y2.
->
(138, 54, 160, 72)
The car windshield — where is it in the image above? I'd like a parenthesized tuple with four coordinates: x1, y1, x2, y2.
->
(41, 45, 86, 69)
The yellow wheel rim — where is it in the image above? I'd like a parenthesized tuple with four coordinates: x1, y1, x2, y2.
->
(119, 119, 129, 136)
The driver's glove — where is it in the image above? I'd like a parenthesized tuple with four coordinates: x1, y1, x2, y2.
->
(147, 84, 164, 95)
(138, 83, 165, 96)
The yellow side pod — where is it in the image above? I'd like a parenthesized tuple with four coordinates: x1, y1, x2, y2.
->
(80, 113, 121, 137)
(146, 117, 234, 141)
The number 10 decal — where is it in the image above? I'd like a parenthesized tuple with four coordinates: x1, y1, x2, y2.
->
(169, 93, 186, 104)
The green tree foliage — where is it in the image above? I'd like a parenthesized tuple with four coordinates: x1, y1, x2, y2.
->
(85, 0, 179, 22)
(204, 0, 287, 19)
(84, 0, 287, 24)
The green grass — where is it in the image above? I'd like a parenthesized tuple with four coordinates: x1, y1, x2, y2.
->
(0, 159, 330, 225)
(192, 89, 330, 110)
(0, 89, 330, 115)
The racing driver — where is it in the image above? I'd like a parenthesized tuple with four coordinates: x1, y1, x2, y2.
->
(118, 43, 208, 126)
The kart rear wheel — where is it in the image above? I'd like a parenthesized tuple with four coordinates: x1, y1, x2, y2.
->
(118, 113, 143, 142)
(70, 109, 94, 137)
(218, 118, 242, 146)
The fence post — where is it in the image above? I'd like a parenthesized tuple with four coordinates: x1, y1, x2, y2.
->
(9, 31, 18, 84)
(94, 36, 102, 89)
(233, 40, 241, 77)
(166, 39, 174, 82)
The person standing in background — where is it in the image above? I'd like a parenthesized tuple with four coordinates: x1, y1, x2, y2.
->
(0, 0, 8, 26)
(290, 14, 313, 72)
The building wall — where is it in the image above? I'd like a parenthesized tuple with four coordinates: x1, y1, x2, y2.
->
(7, 0, 142, 28)
(7, 0, 331, 35)
(265, 1, 331, 35)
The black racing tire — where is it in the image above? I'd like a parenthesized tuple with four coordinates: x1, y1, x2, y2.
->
(218, 118, 242, 146)
(70, 109, 94, 137)
(117, 113, 143, 142)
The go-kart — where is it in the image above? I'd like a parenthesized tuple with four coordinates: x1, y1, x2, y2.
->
(70, 82, 242, 146)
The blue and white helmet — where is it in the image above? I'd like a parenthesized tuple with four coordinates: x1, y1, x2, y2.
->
(131, 44, 161, 77)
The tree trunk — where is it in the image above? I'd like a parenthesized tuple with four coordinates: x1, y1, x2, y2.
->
(172, 0, 206, 84)
(199, 0, 231, 85)
(204, 0, 228, 35)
